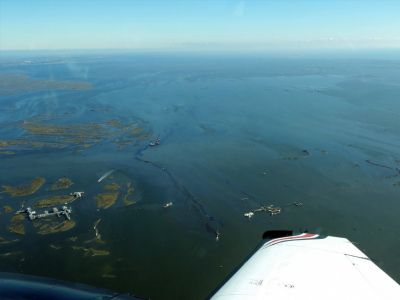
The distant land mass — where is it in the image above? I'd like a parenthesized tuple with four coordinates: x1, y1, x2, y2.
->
(0, 73, 91, 95)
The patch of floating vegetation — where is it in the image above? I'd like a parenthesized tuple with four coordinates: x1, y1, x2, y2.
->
(116, 139, 134, 149)
(105, 119, 123, 128)
(34, 195, 75, 208)
(95, 192, 119, 209)
(84, 237, 106, 245)
(104, 183, 120, 191)
(123, 182, 136, 206)
(11, 214, 25, 222)
(22, 122, 104, 143)
(49, 244, 62, 250)
(130, 126, 143, 136)
(35, 220, 76, 235)
(0, 140, 57, 150)
(8, 223, 25, 235)
(71, 246, 110, 256)
(0, 139, 68, 152)
(0, 73, 92, 96)
(8, 213, 26, 235)
(50, 177, 74, 191)
(0, 151, 15, 155)
(66, 236, 78, 242)
(132, 133, 152, 141)
(0, 251, 23, 257)
(3, 205, 13, 213)
(0, 236, 18, 245)
(2, 177, 45, 197)
(1, 116, 153, 154)
(0, 140, 21, 148)
(124, 123, 152, 141)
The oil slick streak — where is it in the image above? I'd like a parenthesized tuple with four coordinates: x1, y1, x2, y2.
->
(134, 134, 222, 240)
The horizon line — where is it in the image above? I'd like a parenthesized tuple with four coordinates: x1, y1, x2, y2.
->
(2, 46, 400, 52)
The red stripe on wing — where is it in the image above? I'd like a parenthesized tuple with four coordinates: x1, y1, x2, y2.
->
(263, 233, 319, 248)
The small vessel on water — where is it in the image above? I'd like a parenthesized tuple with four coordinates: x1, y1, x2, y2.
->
(163, 202, 173, 208)
(149, 137, 161, 147)
(16, 207, 36, 221)
(244, 212, 254, 219)
(70, 191, 84, 198)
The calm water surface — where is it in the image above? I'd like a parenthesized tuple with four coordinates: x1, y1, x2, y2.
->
(0, 52, 399, 299)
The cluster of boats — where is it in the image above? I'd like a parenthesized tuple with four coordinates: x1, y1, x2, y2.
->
(244, 204, 282, 219)
(149, 137, 161, 147)
(16, 206, 72, 221)
(15, 191, 84, 221)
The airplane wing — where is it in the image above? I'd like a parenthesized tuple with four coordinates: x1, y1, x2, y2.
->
(211, 232, 400, 300)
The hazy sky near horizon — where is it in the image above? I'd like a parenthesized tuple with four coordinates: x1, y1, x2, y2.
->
(1, 0, 400, 51)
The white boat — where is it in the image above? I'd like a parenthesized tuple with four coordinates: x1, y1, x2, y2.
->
(149, 137, 161, 147)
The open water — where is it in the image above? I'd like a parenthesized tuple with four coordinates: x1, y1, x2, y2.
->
(0, 51, 399, 299)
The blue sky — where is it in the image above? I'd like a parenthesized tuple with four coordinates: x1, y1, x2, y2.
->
(1, 0, 399, 51)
